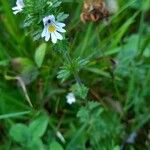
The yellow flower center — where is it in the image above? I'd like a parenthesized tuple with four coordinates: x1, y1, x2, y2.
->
(48, 25, 56, 32)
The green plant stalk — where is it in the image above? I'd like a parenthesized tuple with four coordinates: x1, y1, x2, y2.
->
(63, 50, 82, 86)
(62, 50, 89, 106)
(124, 69, 135, 112)
(138, 11, 145, 56)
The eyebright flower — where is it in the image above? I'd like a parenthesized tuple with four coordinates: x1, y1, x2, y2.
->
(12, 0, 24, 15)
(66, 92, 76, 105)
(41, 15, 66, 43)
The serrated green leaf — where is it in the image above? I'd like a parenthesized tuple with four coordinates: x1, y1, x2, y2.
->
(34, 43, 47, 68)
(52, 0, 62, 8)
(77, 107, 89, 123)
(71, 83, 89, 99)
(57, 12, 69, 22)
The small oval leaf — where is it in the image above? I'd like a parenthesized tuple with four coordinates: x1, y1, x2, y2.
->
(34, 43, 47, 68)
(29, 116, 49, 138)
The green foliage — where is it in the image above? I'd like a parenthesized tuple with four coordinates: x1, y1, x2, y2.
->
(71, 83, 89, 99)
(0, 0, 150, 150)
(77, 102, 123, 149)
(57, 12, 69, 22)
(22, 0, 68, 40)
(9, 115, 48, 149)
(115, 34, 139, 77)
(57, 57, 89, 82)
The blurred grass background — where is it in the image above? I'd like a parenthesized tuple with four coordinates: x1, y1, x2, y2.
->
(0, 0, 150, 150)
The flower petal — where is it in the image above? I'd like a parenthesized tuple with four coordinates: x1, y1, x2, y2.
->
(12, 5, 23, 14)
(56, 22, 66, 27)
(45, 31, 50, 42)
(16, 0, 24, 7)
(55, 32, 63, 40)
(66, 93, 76, 105)
(12, 6, 19, 10)
(41, 27, 47, 38)
(43, 15, 55, 25)
(56, 27, 66, 33)
(43, 16, 49, 25)
(13, 10, 20, 15)
(51, 32, 57, 43)
(49, 15, 55, 21)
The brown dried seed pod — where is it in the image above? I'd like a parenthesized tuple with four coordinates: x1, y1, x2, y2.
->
(80, 0, 109, 23)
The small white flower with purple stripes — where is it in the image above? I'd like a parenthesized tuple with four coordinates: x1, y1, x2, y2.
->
(41, 15, 66, 44)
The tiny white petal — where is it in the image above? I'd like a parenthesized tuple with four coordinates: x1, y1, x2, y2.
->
(43, 17, 47, 22)
(13, 10, 21, 15)
(16, 0, 24, 7)
(43, 15, 55, 24)
(55, 31, 63, 40)
(41, 27, 47, 38)
(66, 93, 76, 105)
(43, 16, 49, 24)
(51, 32, 57, 43)
(12, 6, 19, 10)
(49, 15, 55, 21)
(45, 31, 50, 42)
(56, 22, 66, 27)
(12, 8, 22, 14)
(12, 0, 24, 14)
(56, 27, 66, 33)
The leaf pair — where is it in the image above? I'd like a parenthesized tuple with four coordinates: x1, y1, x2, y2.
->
(9, 116, 49, 150)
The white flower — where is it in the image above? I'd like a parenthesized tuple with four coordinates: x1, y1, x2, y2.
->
(66, 92, 76, 105)
(12, 0, 24, 15)
(41, 15, 66, 43)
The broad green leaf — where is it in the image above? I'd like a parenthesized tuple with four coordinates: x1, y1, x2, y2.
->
(29, 116, 49, 138)
(49, 141, 64, 150)
(34, 43, 47, 68)
(57, 12, 69, 22)
(9, 124, 31, 143)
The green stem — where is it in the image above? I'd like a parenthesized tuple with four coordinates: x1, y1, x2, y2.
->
(138, 11, 144, 56)
(63, 51, 82, 86)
